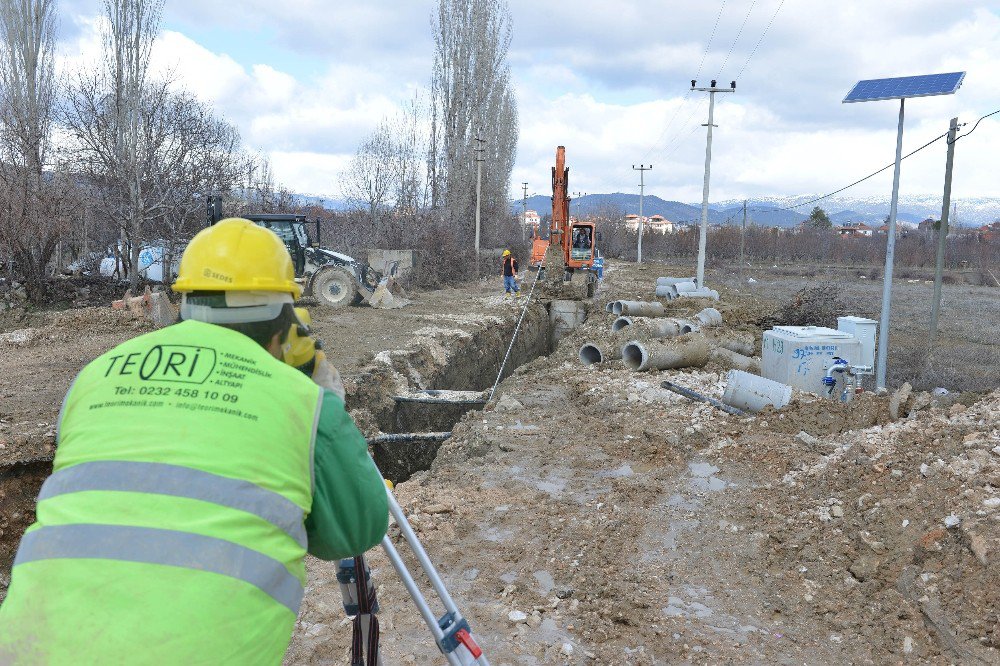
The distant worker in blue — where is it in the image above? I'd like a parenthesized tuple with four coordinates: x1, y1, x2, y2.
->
(592, 250, 604, 281)
(501, 249, 520, 299)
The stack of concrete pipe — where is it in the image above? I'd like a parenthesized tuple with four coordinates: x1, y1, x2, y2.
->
(654, 275, 719, 301)
(580, 308, 732, 369)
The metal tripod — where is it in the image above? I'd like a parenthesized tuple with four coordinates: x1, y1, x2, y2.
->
(340, 467, 490, 665)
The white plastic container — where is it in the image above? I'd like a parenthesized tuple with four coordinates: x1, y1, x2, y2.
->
(723, 370, 792, 412)
(837, 316, 877, 373)
(762, 325, 861, 392)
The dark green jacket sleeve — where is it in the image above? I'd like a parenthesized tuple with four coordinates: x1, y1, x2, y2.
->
(305, 390, 389, 560)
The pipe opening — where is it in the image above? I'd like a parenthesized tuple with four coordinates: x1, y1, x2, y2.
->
(579, 344, 603, 365)
(622, 342, 646, 371)
(611, 317, 631, 332)
(611, 301, 624, 315)
(679, 323, 695, 334)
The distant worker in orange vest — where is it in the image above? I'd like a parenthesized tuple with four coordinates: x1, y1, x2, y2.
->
(501, 250, 520, 299)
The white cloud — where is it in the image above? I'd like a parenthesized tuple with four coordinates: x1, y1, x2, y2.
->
(49, 1, 1000, 203)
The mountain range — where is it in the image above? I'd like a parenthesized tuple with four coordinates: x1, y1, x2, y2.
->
(513, 193, 1000, 228)
(291, 191, 1000, 228)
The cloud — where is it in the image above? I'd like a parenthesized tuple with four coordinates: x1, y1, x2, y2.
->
(48, 0, 1000, 203)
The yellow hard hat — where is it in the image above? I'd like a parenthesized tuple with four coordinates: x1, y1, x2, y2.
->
(502, 250, 511, 256)
(283, 307, 319, 371)
(174, 218, 302, 298)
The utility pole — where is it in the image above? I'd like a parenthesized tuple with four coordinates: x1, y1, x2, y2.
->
(632, 165, 652, 263)
(740, 199, 747, 282)
(474, 134, 486, 275)
(691, 79, 736, 287)
(521, 181, 529, 241)
(929, 117, 959, 342)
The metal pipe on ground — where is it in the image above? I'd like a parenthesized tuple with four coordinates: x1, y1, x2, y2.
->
(660, 380, 746, 416)
(610, 316, 682, 338)
(709, 347, 760, 373)
(613, 300, 666, 317)
(368, 432, 452, 445)
(622, 334, 710, 372)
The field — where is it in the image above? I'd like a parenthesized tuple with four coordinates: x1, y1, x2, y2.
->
(1, 261, 998, 664)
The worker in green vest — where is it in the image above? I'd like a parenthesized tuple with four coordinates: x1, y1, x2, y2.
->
(0, 218, 389, 664)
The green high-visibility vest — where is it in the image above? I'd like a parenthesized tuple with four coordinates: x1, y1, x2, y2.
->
(0, 320, 323, 665)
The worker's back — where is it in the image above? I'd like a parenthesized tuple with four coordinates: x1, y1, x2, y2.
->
(0, 319, 322, 664)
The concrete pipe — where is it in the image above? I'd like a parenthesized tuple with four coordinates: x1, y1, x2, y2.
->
(655, 276, 696, 287)
(579, 340, 621, 365)
(676, 319, 701, 335)
(604, 301, 616, 313)
(708, 331, 755, 357)
(709, 347, 761, 374)
(621, 334, 710, 372)
(654, 285, 678, 299)
(674, 288, 719, 301)
(615, 300, 666, 317)
(612, 316, 682, 338)
(695, 307, 723, 328)
(674, 281, 699, 293)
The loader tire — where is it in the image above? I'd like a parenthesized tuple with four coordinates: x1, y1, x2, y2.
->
(312, 267, 358, 308)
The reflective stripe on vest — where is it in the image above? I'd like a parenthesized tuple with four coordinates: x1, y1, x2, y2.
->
(38, 461, 307, 548)
(14, 524, 304, 613)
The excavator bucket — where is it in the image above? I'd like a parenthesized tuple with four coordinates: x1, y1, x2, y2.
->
(368, 261, 411, 309)
(111, 286, 176, 327)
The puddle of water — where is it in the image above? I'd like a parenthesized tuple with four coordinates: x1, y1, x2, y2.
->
(533, 570, 555, 594)
(481, 527, 514, 542)
(690, 476, 728, 492)
(689, 462, 720, 477)
(597, 463, 634, 479)
(688, 461, 730, 492)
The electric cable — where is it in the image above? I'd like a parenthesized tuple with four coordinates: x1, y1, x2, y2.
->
(749, 130, 949, 213)
(735, 0, 784, 78)
(715, 0, 756, 79)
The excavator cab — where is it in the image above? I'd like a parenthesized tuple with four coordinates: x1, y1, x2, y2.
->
(568, 223, 596, 264)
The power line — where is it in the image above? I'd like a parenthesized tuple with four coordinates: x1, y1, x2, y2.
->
(641, 1, 728, 162)
(715, 0, 757, 78)
(951, 107, 1000, 143)
(695, 1, 728, 79)
(735, 0, 784, 78)
(751, 130, 949, 214)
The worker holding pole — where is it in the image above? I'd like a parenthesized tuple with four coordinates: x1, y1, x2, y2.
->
(0, 218, 389, 663)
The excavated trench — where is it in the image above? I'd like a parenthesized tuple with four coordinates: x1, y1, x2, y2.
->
(0, 299, 587, 595)
(351, 300, 587, 483)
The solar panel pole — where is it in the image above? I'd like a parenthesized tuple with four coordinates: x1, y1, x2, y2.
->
(874, 98, 905, 390)
(692, 80, 735, 287)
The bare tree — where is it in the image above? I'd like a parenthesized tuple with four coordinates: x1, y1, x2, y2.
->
(341, 120, 396, 238)
(0, 0, 64, 301)
(428, 0, 518, 228)
(73, 0, 163, 292)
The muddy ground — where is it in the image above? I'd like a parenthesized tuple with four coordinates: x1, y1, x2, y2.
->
(1, 262, 998, 664)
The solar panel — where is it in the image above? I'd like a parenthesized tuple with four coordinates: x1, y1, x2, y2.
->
(843, 72, 965, 103)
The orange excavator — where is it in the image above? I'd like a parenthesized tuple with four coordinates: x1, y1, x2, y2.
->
(530, 146, 598, 297)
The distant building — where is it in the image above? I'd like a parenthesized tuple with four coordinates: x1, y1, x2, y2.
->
(837, 222, 875, 238)
(624, 214, 674, 234)
(522, 209, 541, 231)
(918, 217, 939, 233)
(979, 221, 1000, 241)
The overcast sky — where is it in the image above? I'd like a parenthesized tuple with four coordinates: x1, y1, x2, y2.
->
(53, 0, 1000, 203)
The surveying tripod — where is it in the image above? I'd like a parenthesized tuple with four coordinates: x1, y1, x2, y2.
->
(338, 475, 490, 665)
